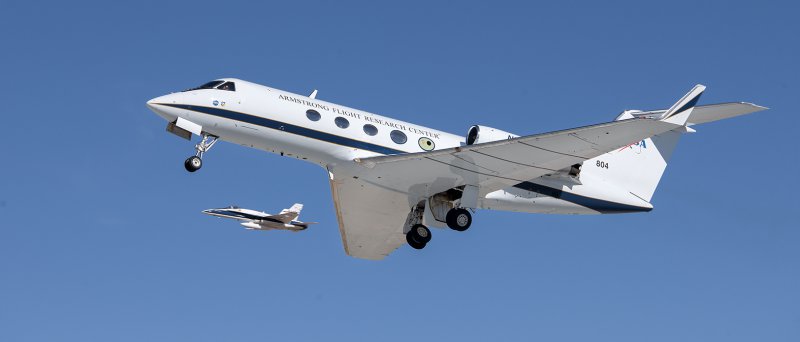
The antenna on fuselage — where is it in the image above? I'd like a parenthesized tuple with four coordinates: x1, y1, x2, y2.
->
(309, 89, 318, 99)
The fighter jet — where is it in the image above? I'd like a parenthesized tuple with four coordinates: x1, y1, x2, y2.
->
(202, 203, 316, 231)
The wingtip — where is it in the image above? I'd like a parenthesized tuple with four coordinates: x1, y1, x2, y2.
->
(748, 102, 769, 111)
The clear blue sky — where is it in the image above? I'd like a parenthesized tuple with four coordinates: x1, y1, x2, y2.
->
(1, 1, 798, 341)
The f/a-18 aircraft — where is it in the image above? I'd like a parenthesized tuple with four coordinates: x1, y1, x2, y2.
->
(203, 203, 315, 231)
(147, 79, 766, 260)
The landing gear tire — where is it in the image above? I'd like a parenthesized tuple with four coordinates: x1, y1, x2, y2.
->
(184, 156, 202, 172)
(406, 232, 426, 249)
(446, 208, 472, 232)
(410, 224, 432, 243)
(183, 134, 218, 173)
(406, 224, 431, 249)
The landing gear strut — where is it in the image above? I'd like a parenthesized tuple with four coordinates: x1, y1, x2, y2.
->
(406, 224, 431, 249)
(446, 208, 472, 231)
(184, 134, 218, 172)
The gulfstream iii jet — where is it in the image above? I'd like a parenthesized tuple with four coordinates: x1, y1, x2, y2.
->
(146, 79, 766, 260)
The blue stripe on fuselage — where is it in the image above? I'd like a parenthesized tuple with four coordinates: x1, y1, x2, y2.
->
(206, 209, 288, 223)
(512, 181, 652, 213)
(158, 103, 406, 155)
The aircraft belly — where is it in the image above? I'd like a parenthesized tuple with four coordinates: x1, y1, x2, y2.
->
(480, 177, 653, 215)
(257, 221, 283, 230)
(481, 189, 599, 214)
(189, 112, 347, 166)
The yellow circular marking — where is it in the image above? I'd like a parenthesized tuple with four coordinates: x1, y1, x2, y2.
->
(418, 137, 435, 151)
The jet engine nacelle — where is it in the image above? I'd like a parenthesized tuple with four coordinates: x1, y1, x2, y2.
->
(465, 125, 519, 145)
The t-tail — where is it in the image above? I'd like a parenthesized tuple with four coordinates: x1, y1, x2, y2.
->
(580, 84, 764, 203)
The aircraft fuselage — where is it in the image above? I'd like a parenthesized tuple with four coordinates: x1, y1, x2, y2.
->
(147, 78, 652, 216)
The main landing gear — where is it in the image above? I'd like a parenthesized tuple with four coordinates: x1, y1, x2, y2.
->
(404, 206, 473, 251)
(446, 208, 472, 232)
(184, 134, 218, 172)
(406, 224, 431, 250)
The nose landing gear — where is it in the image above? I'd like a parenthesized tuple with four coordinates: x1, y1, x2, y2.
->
(184, 134, 218, 172)
(184, 156, 203, 172)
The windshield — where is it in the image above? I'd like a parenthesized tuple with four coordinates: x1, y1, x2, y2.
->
(182, 80, 236, 92)
(217, 82, 236, 91)
(183, 80, 224, 92)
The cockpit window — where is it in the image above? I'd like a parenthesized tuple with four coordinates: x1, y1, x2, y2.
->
(217, 82, 236, 92)
(184, 80, 225, 92)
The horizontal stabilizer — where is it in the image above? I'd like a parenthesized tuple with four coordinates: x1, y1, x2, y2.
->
(631, 102, 767, 125)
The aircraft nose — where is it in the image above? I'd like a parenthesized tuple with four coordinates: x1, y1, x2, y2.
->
(146, 94, 180, 121)
(146, 98, 157, 112)
(147, 94, 169, 108)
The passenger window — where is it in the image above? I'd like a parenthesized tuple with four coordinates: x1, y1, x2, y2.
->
(335, 117, 350, 129)
(390, 130, 407, 144)
(217, 82, 236, 91)
(363, 124, 378, 136)
(306, 110, 321, 121)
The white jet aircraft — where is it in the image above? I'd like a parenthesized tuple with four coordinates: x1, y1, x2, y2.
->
(147, 79, 766, 260)
(203, 203, 315, 231)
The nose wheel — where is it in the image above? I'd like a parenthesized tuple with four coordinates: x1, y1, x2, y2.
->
(184, 134, 218, 172)
(184, 156, 202, 172)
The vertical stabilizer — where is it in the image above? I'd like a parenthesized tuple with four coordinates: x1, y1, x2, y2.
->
(582, 127, 683, 202)
(278, 203, 304, 222)
(581, 85, 704, 202)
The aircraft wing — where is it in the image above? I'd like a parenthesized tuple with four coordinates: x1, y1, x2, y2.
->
(354, 117, 689, 198)
(271, 204, 303, 223)
(272, 211, 299, 223)
(328, 173, 410, 260)
(328, 116, 687, 260)
(348, 89, 766, 203)
(327, 85, 765, 260)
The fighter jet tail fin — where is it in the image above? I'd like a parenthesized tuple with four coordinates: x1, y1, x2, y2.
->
(276, 203, 304, 223)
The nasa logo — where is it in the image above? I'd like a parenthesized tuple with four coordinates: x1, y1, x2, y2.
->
(618, 139, 647, 154)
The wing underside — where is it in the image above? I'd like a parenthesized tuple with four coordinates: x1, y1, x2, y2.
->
(329, 173, 410, 260)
